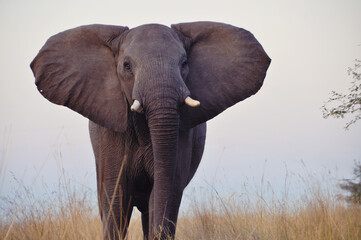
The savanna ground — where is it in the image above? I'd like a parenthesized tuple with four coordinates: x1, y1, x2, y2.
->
(1, 166, 360, 240)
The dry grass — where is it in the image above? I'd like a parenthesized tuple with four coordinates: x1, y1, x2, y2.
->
(175, 188, 361, 240)
(1, 172, 360, 240)
(0, 177, 103, 240)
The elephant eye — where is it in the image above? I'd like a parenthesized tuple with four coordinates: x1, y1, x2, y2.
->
(181, 60, 188, 69)
(123, 61, 132, 73)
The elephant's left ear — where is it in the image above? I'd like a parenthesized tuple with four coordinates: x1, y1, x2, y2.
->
(171, 22, 271, 129)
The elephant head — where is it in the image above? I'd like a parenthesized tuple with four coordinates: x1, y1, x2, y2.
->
(30, 22, 270, 238)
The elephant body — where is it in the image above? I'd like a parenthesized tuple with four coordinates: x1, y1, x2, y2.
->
(31, 22, 270, 239)
(89, 118, 206, 238)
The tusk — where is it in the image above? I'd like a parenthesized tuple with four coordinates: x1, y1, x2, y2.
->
(131, 100, 141, 112)
(185, 96, 200, 107)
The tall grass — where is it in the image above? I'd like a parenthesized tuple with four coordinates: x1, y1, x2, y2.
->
(175, 184, 361, 240)
(0, 175, 102, 240)
(1, 169, 360, 240)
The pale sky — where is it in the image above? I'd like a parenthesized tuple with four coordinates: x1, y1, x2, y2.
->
(1, 0, 361, 206)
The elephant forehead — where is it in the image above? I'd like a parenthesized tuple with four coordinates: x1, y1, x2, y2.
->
(131, 24, 173, 40)
(125, 24, 183, 53)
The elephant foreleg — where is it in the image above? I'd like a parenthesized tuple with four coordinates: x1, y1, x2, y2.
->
(141, 210, 149, 240)
(100, 180, 134, 239)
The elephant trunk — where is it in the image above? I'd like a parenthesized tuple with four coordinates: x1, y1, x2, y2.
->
(147, 106, 179, 238)
(134, 57, 196, 238)
(143, 84, 184, 238)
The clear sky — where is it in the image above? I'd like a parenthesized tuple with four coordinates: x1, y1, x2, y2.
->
(1, 0, 360, 206)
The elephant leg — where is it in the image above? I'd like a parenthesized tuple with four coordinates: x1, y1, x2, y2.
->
(136, 192, 151, 239)
(100, 182, 121, 239)
(90, 122, 135, 239)
(120, 196, 134, 239)
(101, 182, 134, 239)
(96, 153, 134, 239)
(141, 210, 149, 240)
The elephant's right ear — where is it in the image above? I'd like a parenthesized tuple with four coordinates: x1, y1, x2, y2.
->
(30, 24, 129, 132)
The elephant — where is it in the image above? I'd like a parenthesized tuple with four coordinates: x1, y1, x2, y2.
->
(30, 21, 270, 239)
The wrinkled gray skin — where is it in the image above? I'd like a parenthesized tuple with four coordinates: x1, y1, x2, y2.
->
(31, 22, 270, 239)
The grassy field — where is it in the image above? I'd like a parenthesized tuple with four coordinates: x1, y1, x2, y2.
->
(1, 173, 360, 240)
